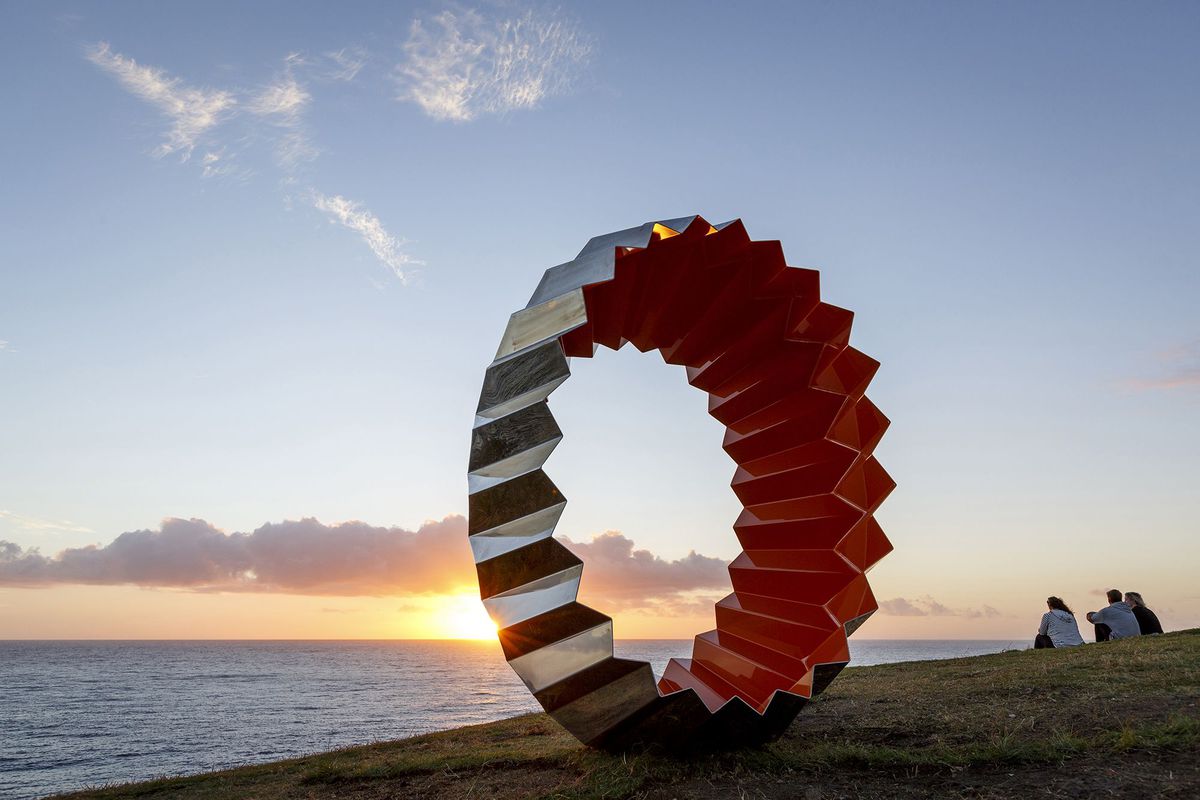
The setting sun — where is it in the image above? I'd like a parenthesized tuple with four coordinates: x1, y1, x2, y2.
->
(437, 593, 499, 640)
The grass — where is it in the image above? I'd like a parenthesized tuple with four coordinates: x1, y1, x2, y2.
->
(53, 629, 1200, 799)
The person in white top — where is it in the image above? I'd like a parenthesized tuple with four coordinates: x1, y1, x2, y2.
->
(1035, 596, 1085, 648)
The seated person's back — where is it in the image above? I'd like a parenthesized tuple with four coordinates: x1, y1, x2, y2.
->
(1125, 591, 1164, 635)
(1038, 597, 1084, 647)
(1087, 589, 1141, 640)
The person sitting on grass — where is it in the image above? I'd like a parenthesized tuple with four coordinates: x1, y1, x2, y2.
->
(1125, 591, 1164, 635)
(1035, 596, 1084, 648)
(1086, 588, 1141, 641)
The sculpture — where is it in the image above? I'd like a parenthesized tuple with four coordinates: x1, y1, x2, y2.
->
(468, 216, 893, 751)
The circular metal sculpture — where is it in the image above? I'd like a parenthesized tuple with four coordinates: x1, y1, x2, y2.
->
(468, 216, 893, 751)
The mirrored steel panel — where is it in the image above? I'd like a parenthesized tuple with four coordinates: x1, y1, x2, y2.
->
(508, 621, 613, 692)
(476, 340, 570, 419)
(495, 289, 587, 359)
(467, 470, 563, 535)
(482, 565, 583, 628)
(468, 502, 567, 559)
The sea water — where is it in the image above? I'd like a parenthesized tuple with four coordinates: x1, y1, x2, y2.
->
(0, 639, 1023, 799)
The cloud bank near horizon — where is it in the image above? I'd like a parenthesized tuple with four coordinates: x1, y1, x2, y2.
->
(878, 596, 1001, 619)
(0, 516, 732, 611)
(1128, 340, 1200, 390)
(561, 531, 729, 609)
(0, 517, 468, 595)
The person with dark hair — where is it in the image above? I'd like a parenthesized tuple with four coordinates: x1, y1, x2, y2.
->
(1035, 596, 1084, 648)
(1086, 588, 1141, 641)
(1125, 592, 1164, 635)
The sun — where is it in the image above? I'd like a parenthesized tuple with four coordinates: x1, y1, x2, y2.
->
(439, 593, 499, 640)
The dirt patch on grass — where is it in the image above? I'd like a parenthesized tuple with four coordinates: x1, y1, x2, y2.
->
(641, 751, 1200, 800)
(329, 765, 578, 800)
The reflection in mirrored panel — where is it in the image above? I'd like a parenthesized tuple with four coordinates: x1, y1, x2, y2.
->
(469, 528, 555, 563)
(482, 565, 582, 628)
(467, 438, 562, 492)
(509, 622, 613, 693)
(467, 470, 563, 536)
(469, 402, 561, 471)
(468, 502, 567, 563)
(494, 289, 587, 359)
(477, 340, 571, 420)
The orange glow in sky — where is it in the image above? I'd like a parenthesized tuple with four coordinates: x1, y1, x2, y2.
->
(436, 593, 500, 640)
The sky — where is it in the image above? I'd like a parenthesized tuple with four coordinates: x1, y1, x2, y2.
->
(1, 1, 1198, 641)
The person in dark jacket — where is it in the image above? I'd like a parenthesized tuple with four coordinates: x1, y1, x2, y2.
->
(1124, 591, 1164, 635)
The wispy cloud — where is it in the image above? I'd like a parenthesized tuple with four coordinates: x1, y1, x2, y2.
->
(87, 45, 418, 278)
(325, 47, 368, 82)
(198, 148, 248, 181)
(88, 10, 598, 277)
(878, 596, 1001, 619)
(248, 72, 310, 121)
(86, 42, 235, 161)
(247, 56, 318, 170)
(397, 7, 591, 122)
(311, 191, 419, 282)
(1128, 340, 1200, 390)
(0, 340, 10, 352)
(0, 510, 93, 535)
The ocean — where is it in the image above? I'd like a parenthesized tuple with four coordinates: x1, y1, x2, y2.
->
(0, 639, 1025, 799)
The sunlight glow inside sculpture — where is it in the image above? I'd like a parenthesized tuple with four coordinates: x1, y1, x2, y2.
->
(467, 216, 894, 751)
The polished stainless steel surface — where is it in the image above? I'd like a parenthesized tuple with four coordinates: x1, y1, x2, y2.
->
(482, 565, 583, 628)
(476, 340, 571, 420)
(468, 502, 567, 558)
(494, 289, 587, 359)
(508, 621, 613, 692)
(467, 470, 564, 534)
(468, 402, 563, 488)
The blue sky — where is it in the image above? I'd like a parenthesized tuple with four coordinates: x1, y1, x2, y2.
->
(1, 1, 1198, 638)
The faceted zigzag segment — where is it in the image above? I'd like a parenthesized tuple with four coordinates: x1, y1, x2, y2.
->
(468, 215, 893, 751)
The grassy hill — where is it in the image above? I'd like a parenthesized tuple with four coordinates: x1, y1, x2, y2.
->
(55, 629, 1200, 799)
